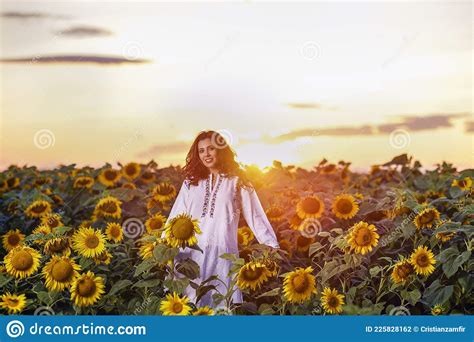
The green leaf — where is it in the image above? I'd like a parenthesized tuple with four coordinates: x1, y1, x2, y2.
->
(422, 280, 453, 306)
(134, 258, 156, 277)
(153, 244, 179, 264)
(175, 258, 200, 279)
(108, 279, 133, 296)
(256, 287, 281, 298)
(132, 279, 161, 288)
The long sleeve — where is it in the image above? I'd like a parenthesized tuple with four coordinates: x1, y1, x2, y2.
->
(240, 185, 280, 248)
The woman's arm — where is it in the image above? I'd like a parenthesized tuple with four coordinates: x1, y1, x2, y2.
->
(240, 184, 280, 249)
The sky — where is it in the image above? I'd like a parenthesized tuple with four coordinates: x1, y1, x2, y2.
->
(0, 0, 472, 171)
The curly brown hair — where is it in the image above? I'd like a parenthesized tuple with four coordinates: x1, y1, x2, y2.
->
(182, 130, 252, 189)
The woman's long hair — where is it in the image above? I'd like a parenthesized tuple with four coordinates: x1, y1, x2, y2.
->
(182, 130, 252, 188)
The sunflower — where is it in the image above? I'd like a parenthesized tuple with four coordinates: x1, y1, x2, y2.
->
(145, 213, 166, 234)
(98, 168, 121, 187)
(164, 213, 201, 248)
(390, 259, 414, 284)
(296, 235, 314, 253)
(40, 213, 64, 230)
(296, 196, 325, 219)
(414, 208, 440, 229)
(42, 255, 81, 292)
(346, 221, 379, 255)
(451, 177, 472, 191)
(31, 225, 52, 245)
(193, 306, 215, 316)
(279, 239, 293, 256)
(237, 261, 272, 291)
(0, 292, 27, 314)
(262, 258, 280, 277)
(140, 171, 156, 184)
(431, 304, 444, 316)
(94, 196, 122, 219)
(2, 229, 25, 251)
(121, 182, 137, 190)
(50, 194, 64, 206)
(25, 200, 52, 218)
(70, 271, 105, 307)
(105, 222, 124, 243)
(6, 177, 20, 189)
(332, 194, 359, 220)
(239, 226, 255, 242)
(152, 182, 177, 203)
(44, 237, 71, 256)
(265, 206, 285, 223)
(237, 229, 250, 246)
(282, 266, 317, 303)
(4, 246, 42, 279)
(72, 226, 106, 258)
(435, 232, 455, 242)
(410, 246, 436, 276)
(93, 250, 112, 265)
(289, 213, 303, 230)
(354, 193, 364, 200)
(321, 287, 345, 314)
(138, 240, 158, 260)
(122, 162, 141, 180)
(160, 292, 192, 316)
(73, 176, 94, 189)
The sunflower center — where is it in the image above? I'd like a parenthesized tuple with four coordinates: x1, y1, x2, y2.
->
(158, 186, 173, 195)
(397, 263, 413, 278)
(126, 165, 137, 175)
(101, 202, 117, 213)
(150, 218, 163, 230)
(171, 218, 194, 240)
(301, 198, 321, 214)
(416, 254, 429, 267)
(11, 250, 33, 270)
(237, 233, 244, 244)
(52, 260, 74, 282)
(291, 274, 309, 293)
(172, 302, 183, 313)
(49, 239, 67, 252)
(85, 235, 100, 249)
(6, 298, 19, 307)
(355, 228, 371, 246)
(7, 234, 21, 246)
(420, 212, 435, 224)
(458, 180, 466, 187)
(104, 170, 117, 181)
(297, 236, 312, 247)
(111, 226, 121, 237)
(7, 178, 16, 187)
(32, 204, 47, 214)
(77, 278, 97, 297)
(243, 267, 263, 281)
(336, 199, 353, 214)
(327, 296, 339, 307)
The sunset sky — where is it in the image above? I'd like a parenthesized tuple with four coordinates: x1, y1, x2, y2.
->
(0, 0, 472, 171)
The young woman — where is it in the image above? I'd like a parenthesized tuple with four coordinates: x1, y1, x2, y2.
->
(165, 130, 280, 309)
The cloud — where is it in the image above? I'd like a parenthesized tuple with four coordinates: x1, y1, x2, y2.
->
(0, 55, 151, 65)
(1, 11, 69, 20)
(136, 141, 190, 158)
(465, 121, 474, 133)
(55, 25, 113, 38)
(287, 102, 338, 111)
(267, 112, 470, 143)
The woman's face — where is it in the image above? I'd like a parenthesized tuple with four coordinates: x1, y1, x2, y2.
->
(198, 138, 218, 169)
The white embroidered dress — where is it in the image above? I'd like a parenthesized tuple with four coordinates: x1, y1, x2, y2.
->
(165, 172, 279, 308)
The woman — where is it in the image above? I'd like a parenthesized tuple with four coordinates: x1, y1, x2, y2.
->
(164, 130, 280, 309)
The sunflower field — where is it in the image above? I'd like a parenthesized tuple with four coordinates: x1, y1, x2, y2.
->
(0, 154, 472, 316)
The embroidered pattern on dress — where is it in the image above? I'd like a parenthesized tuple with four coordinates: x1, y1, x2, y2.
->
(201, 177, 211, 218)
(209, 176, 223, 218)
(232, 177, 242, 220)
